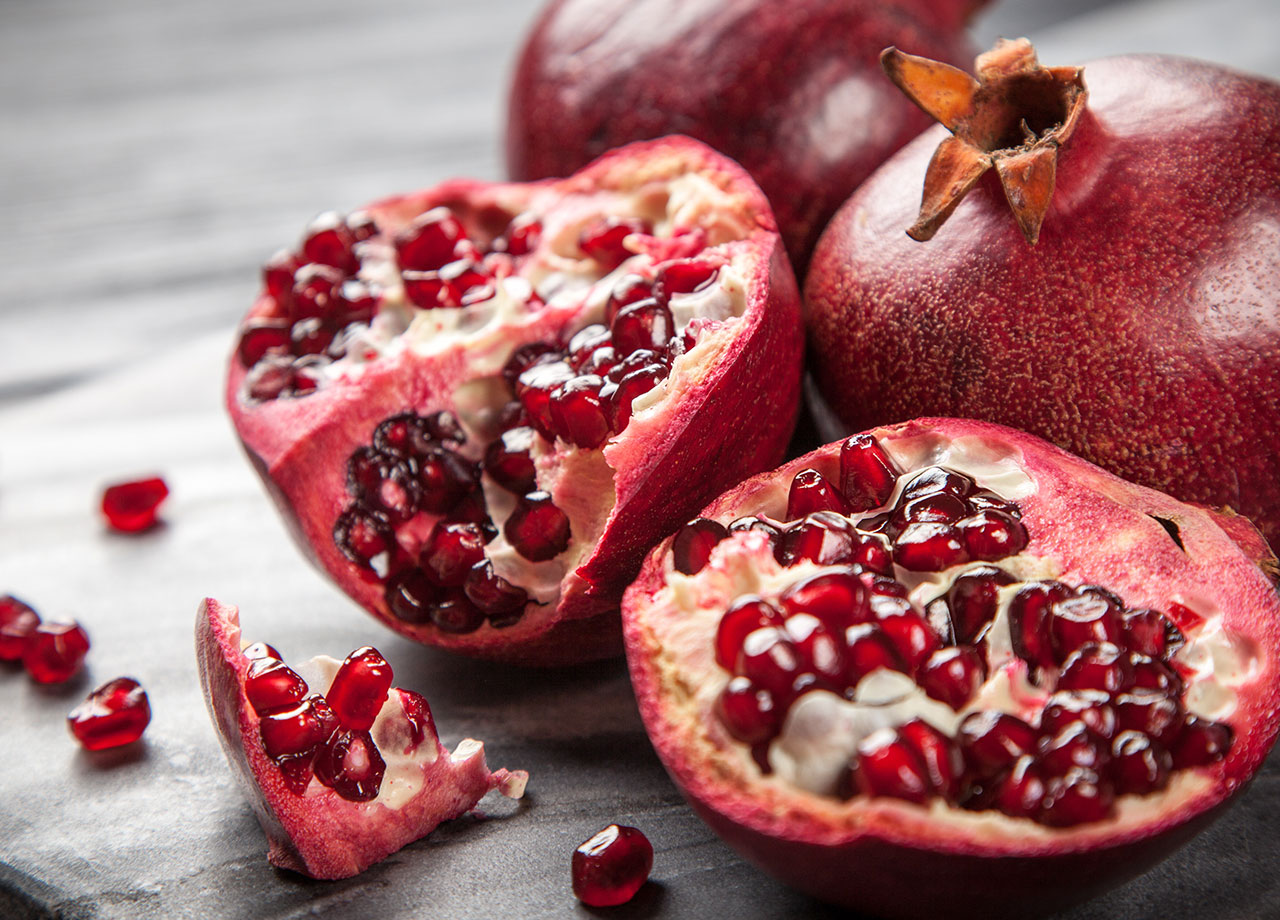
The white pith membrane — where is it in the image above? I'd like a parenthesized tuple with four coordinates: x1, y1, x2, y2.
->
(237, 171, 757, 637)
(655, 434, 1252, 840)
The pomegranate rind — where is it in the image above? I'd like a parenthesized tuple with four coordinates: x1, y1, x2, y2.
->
(621, 418, 1280, 918)
(195, 598, 527, 880)
(804, 52, 1280, 554)
(227, 136, 802, 665)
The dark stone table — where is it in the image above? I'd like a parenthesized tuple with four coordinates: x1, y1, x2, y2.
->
(2, 0, 1277, 917)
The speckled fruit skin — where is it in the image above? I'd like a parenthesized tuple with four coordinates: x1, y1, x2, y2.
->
(506, 0, 986, 274)
(622, 418, 1280, 919)
(228, 138, 802, 666)
(805, 55, 1280, 553)
(195, 598, 527, 880)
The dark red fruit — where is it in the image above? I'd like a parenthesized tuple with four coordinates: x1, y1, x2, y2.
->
(572, 824, 654, 907)
(314, 729, 387, 802)
(101, 476, 169, 532)
(0, 595, 40, 662)
(326, 647, 394, 732)
(67, 677, 152, 751)
(23, 620, 90, 684)
(245, 657, 309, 715)
(672, 517, 729, 575)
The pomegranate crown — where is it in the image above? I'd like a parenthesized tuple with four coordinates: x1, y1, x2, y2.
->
(881, 38, 1088, 244)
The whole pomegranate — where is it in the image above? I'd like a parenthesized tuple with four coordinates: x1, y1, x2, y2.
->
(227, 137, 802, 665)
(805, 39, 1280, 553)
(622, 417, 1280, 918)
(196, 598, 528, 879)
(506, 0, 988, 272)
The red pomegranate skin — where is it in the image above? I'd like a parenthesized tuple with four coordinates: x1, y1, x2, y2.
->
(622, 418, 1280, 919)
(506, 0, 986, 273)
(804, 54, 1280, 553)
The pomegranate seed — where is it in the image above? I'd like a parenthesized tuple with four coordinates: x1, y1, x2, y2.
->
(1129, 654, 1184, 693)
(716, 675, 781, 744)
(1110, 730, 1173, 794)
(503, 342, 563, 388)
(894, 522, 969, 571)
(900, 719, 963, 802)
(1040, 690, 1117, 740)
(715, 598, 784, 670)
(782, 613, 846, 689)
(396, 208, 468, 271)
(245, 355, 295, 401)
(1170, 717, 1233, 768)
(901, 467, 974, 501)
(263, 248, 300, 303)
(414, 446, 480, 515)
(737, 627, 802, 700)
(611, 299, 676, 355)
(653, 260, 718, 303)
(728, 515, 781, 539)
(959, 711, 1038, 776)
(995, 756, 1047, 818)
(399, 689, 436, 750)
(1114, 688, 1185, 745)
(333, 278, 378, 326)
(838, 434, 899, 511)
(966, 489, 1021, 518)
(67, 677, 151, 751)
(259, 695, 336, 760)
(517, 360, 576, 440)
(1057, 643, 1134, 693)
(578, 216, 649, 269)
(498, 213, 541, 256)
(566, 324, 611, 368)
(1122, 608, 1184, 659)
(291, 320, 334, 357)
(0, 595, 40, 662)
(483, 427, 538, 495)
(385, 569, 440, 624)
(301, 211, 358, 273)
(464, 561, 529, 624)
(609, 364, 668, 430)
(778, 570, 872, 633)
(918, 646, 986, 709)
(243, 641, 281, 660)
(333, 507, 396, 575)
(1008, 580, 1072, 671)
(101, 476, 169, 533)
(877, 609, 940, 673)
(605, 346, 669, 384)
(314, 728, 386, 802)
(345, 210, 378, 242)
(550, 374, 611, 448)
(957, 510, 1028, 560)
(1038, 721, 1109, 775)
(774, 512, 856, 567)
(854, 728, 933, 804)
(1039, 767, 1115, 827)
(290, 263, 344, 322)
(504, 491, 571, 562)
(940, 566, 1015, 645)
(237, 317, 291, 367)
(1049, 590, 1124, 663)
(244, 658, 309, 715)
(849, 530, 895, 575)
(605, 273, 655, 323)
(786, 469, 852, 519)
(421, 591, 486, 634)
(420, 522, 487, 587)
(898, 493, 969, 527)
(24, 621, 90, 684)
(327, 647, 394, 732)
(572, 824, 654, 907)
(672, 517, 728, 575)
(843, 623, 908, 685)
(579, 344, 620, 377)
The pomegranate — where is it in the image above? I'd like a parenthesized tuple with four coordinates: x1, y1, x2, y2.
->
(804, 39, 1280, 553)
(506, 0, 988, 272)
(68, 677, 152, 751)
(196, 598, 528, 879)
(621, 418, 1280, 918)
(572, 823, 655, 907)
(227, 137, 802, 665)
(101, 476, 169, 533)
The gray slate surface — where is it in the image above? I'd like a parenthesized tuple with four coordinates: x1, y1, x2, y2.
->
(2, 0, 1279, 917)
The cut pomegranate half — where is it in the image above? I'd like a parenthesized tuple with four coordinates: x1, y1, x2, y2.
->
(226, 137, 802, 665)
(621, 418, 1280, 918)
(195, 598, 527, 879)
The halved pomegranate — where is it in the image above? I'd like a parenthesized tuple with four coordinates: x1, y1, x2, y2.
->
(227, 137, 802, 665)
(195, 598, 528, 879)
(622, 418, 1280, 918)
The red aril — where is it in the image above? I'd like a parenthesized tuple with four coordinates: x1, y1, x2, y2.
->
(571, 824, 654, 907)
(0, 595, 40, 662)
(68, 677, 151, 751)
(101, 476, 169, 532)
(24, 620, 90, 684)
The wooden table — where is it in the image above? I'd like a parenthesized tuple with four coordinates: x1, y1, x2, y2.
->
(2, 1, 1278, 917)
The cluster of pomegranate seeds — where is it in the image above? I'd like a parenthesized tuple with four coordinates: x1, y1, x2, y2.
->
(100, 476, 169, 533)
(245, 642, 417, 802)
(68, 677, 152, 750)
(681, 434, 1234, 827)
(571, 824, 654, 907)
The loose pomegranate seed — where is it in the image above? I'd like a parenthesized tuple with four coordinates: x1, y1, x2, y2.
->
(1057, 643, 1134, 693)
(854, 728, 933, 804)
(957, 510, 1028, 560)
(385, 569, 440, 624)
(333, 507, 396, 575)
(550, 374, 612, 448)
(939, 566, 1015, 645)
(504, 491, 571, 561)
(786, 469, 852, 519)
(427, 591, 488, 634)
(578, 216, 649, 269)
(326, 647, 394, 732)
(1170, 717, 1233, 768)
(244, 657, 309, 715)
(843, 623, 908, 685)
(1114, 688, 1185, 745)
(611, 299, 677, 355)
(994, 756, 1047, 819)
(259, 695, 336, 761)
(23, 621, 90, 684)
(609, 364, 668, 430)
(653, 260, 718, 302)
(959, 711, 1038, 776)
(1049, 590, 1124, 663)
(262, 249, 300, 303)
(1110, 730, 1173, 795)
(918, 646, 986, 709)
(838, 434, 899, 511)
(778, 570, 871, 633)
(420, 522, 487, 587)
(1037, 721, 1110, 775)
(68, 677, 151, 751)
(101, 476, 169, 533)
(396, 208, 468, 271)
(894, 522, 969, 571)
(901, 466, 974, 501)
(716, 675, 781, 744)
(1122, 608, 1184, 659)
(314, 728, 387, 802)
(782, 613, 846, 690)
(0, 595, 40, 661)
(876, 609, 940, 673)
(1039, 767, 1114, 827)
(1008, 580, 1073, 671)
(605, 273, 655, 323)
(672, 517, 728, 575)
(572, 824, 654, 907)
(899, 719, 963, 802)
(464, 562, 529, 625)
(237, 317, 291, 367)
(301, 211, 359, 274)
(1040, 690, 1118, 740)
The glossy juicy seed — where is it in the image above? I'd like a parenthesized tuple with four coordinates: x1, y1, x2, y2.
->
(716, 675, 781, 744)
(502, 341, 563, 388)
(1039, 767, 1115, 827)
(854, 728, 934, 804)
(23, 621, 91, 684)
(260, 695, 337, 761)
(289, 318, 335, 357)
(728, 516, 781, 539)
(1110, 730, 1173, 795)
(1129, 654, 1184, 693)
(849, 531, 895, 576)
(517, 360, 577, 440)
(290, 263, 345, 322)
(611, 299, 677, 355)
(67, 677, 152, 751)
(778, 570, 871, 633)
(505, 491, 571, 562)
(786, 469, 853, 519)
(838, 434, 900, 512)
(901, 466, 974, 502)
(1114, 689, 1185, 745)
(604, 346, 669, 384)
(1171, 718, 1233, 768)
(942, 566, 1016, 645)
(1057, 643, 1135, 693)
(245, 355, 298, 401)
(421, 522, 487, 587)
(314, 728, 387, 802)
(496, 213, 541, 256)
(301, 211, 359, 273)
(347, 449, 420, 524)
(609, 365, 668, 430)
(672, 517, 729, 575)
(774, 513, 856, 567)
(415, 447, 481, 515)
(464, 561, 529, 624)
(918, 646, 986, 709)
(782, 613, 846, 689)
(101, 477, 170, 533)
(995, 756, 1047, 819)
(1040, 690, 1118, 740)
(384, 569, 440, 624)
(572, 824, 654, 908)
(237, 317, 291, 367)
(653, 260, 718, 303)
(894, 522, 970, 571)
(876, 609, 940, 673)
(242, 641, 281, 661)
(1123, 608, 1185, 659)
(398, 688, 436, 751)
(327, 647, 394, 732)
(0, 595, 41, 662)
(345, 210, 378, 242)
(604, 273, 655, 323)
(566, 324, 611, 369)
(396, 207, 468, 271)
(1008, 580, 1073, 671)
(1049, 591, 1124, 664)
(578, 216, 650, 269)
(737, 627, 802, 700)
(899, 719, 963, 802)
(550, 374, 612, 448)
(372, 412, 433, 459)
(333, 507, 396, 574)
(1038, 721, 1110, 775)
(484, 426, 539, 495)
(244, 658, 309, 715)
(897, 492, 969, 526)
(959, 711, 1038, 776)
(957, 510, 1029, 561)
(263, 248, 300, 303)
(579, 344, 620, 377)
(843, 623, 908, 685)
(966, 489, 1022, 518)
(427, 591, 488, 634)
